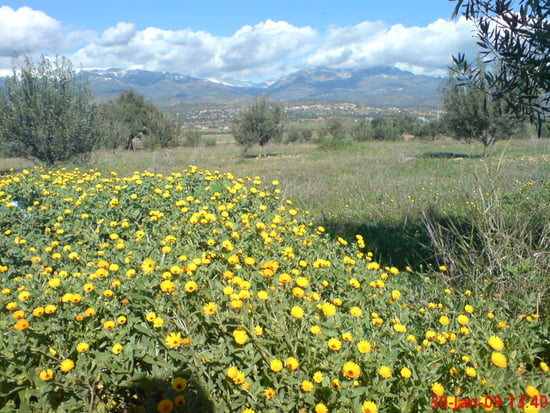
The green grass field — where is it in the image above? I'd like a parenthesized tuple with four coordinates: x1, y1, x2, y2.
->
(2, 138, 550, 270)
(1, 138, 549, 412)
(126, 140, 549, 281)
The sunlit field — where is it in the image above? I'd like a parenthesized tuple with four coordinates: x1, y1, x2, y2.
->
(6, 138, 548, 268)
(1, 139, 549, 412)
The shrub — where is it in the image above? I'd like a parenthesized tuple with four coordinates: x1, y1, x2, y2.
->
(316, 135, 355, 151)
(284, 127, 313, 144)
(350, 120, 373, 142)
(181, 128, 203, 147)
(317, 118, 355, 150)
(318, 118, 347, 141)
(203, 137, 217, 147)
(371, 118, 400, 141)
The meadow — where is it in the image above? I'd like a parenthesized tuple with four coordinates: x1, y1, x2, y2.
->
(0, 138, 549, 412)
(81, 138, 550, 275)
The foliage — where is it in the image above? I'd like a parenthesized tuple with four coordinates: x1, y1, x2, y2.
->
(316, 136, 355, 151)
(349, 115, 431, 142)
(0, 56, 100, 165)
(181, 128, 204, 148)
(451, 0, 549, 125)
(390, 113, 419, 136)
(415, 119, 445, 140)
(102, 90, 179, 150)
(371, 118, 400, 141)
(316, 118, 355, 150)
(203, 137, 217, 147)
(318, 118, 347, 141)
(231, 97, 283, 152)
(350, 120, 373, 142)
(284, 127, 313, 144)
(0, 166, 548, 413)
(440, 59, 518, 156)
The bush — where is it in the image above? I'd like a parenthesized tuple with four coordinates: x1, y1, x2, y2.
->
(318, 118, 347, 141)
(284, 127, 313, 144)
(316, 135, 355, 151)
(371, 118, 400, 141)
(181, 129, 203, 147)
(350, 120, 373, 142)
(203, 137, 217, 147)
(316, 118, 355, 150)
(0, 56, 101, 165)
(415, 120, 445, 140)
(1, 166, 547, 412)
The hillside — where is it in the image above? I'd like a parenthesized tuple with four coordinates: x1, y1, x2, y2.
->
(78, 66, 442, 108)
(266, 66, 441, 106)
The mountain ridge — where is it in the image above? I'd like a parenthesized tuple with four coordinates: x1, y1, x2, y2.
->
(1, 66, 444, 108)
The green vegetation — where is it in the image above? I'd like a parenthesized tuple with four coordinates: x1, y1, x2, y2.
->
(0, 58, 180, 163)
(231, 96, 283, 153)
(283, 127, 313, 144)
(102, 89, 179, 150)
(3, 138, 547, 312)
(440, 60, 517, 156)
(0, 56, 101, 165)
(452, 0, 549, 126)
(0, 50, 549, 412)
(181, 128, 204, 148)
(0, 161, 548, 412)
(314, 113, 444, 146)
(316, 118, 355, 150)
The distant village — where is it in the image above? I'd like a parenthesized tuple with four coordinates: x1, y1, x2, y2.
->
(177, 101, 442, 134)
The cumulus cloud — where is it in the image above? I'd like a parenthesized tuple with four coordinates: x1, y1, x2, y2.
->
(303, 17, 478, 76)
(97, 22, 137, 47)
(71, 19, 318, 80)
(0, 6, 92, 55)
(0, 5, 480, 81)
(0, 6, 62, 55)
(0, 6, 93, 75)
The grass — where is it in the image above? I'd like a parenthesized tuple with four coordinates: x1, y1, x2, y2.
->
(2, 138, 549, 270)
(1, 138, 549, 411)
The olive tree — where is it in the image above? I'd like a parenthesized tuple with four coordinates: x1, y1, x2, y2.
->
(441, 59, 518, 156)
(231, 96, 283, 153)
(451, 0, 549, 127)
(0, 56, 101, 164)
(101, 89, 179, 150)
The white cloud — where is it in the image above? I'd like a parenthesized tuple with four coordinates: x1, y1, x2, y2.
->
(97, 22, 137, 47)
(0, 6, 93, 75)
(0, 6, 62, 55)
(0, 6, 92, 56)
(0, 6, 480, 81)
(303, 17, 478, 76)
(71, 19, 318, 80)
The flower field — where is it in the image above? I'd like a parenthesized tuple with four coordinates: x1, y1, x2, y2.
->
(0, 166, 548, 413)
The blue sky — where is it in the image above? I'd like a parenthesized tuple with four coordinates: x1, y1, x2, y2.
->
(0, 1, 478, 81)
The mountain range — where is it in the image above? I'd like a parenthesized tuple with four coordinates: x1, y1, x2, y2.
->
(0, 66, 443, 108)
(81, 66, 443, 108)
